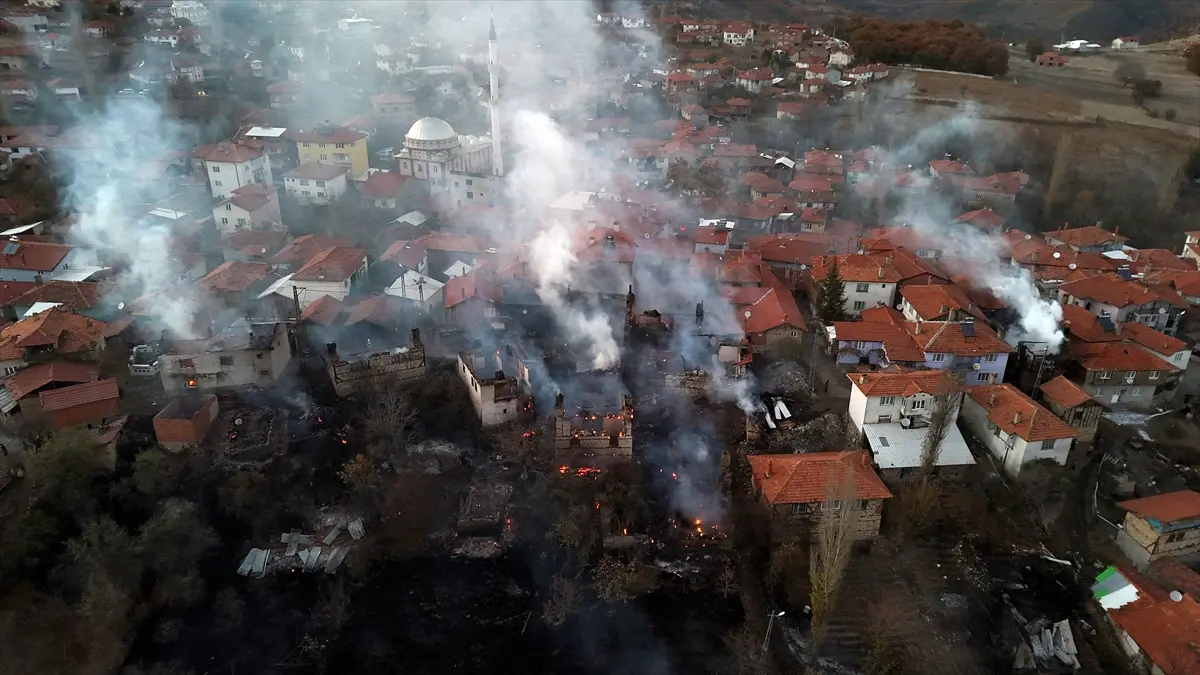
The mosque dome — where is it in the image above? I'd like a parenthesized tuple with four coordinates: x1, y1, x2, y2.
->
(405, 117, 458, 147)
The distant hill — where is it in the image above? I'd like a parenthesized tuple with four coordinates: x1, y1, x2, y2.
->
(674, 0, 1200, 43)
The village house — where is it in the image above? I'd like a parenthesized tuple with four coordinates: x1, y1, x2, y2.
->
(11, 280, 107, 322)
(153, 395, 219, 451)
(1091, 564, 1200, 675)
(847, 371, 975, 479)
(287, 123, 369, 179)
(906, 319, 1013, 386)
(169, 58, 204, 84)
(1115, 490, 1200, 570)
(810, 253, 901, 317)
(267, 246, 368, 309)
(552, 374, 634, 466)
(1038, 375, 1103, 443)
(1037, 52, 1070, 66)
(960, 383, 1079, 476)
(199, 142, 272, 200)
(722, 21, 755, 47)
(951, 207, 1007, 231)
(222, 230, 290, 264)
(1045, 224, 1128, 254)
(1064, 340, 1178, 407)
(266, 81, 299, 109)
(457, 347, 533, 427)
(1118, 321, 1190, 378)
(829, 314, 925, 370)
(440, 268, 499, 333)
(47, 77, 80, 101)
(899, 284, 986, 324)
(158, 320, 292, 395)
(38, 378, 119, 429)
(198, 261, 279, 312)
(357, 170, 413, 209)
(734, 67, 774, 94)
(746, 451, 892, 541)
(1058, 273, 1186, 336)
(283, 163, 350, 205)
(370, 92, 416, 120)
(268, 234, 352, 274)
(212, 183, 281, 233)
(324, 328, 427, 399)
(0, 308, 108, 367)
(0, 360, 99, 419)
(1111, 36, 1140, 49)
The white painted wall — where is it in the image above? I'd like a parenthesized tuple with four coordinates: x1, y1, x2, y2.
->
(960, 396, 1073, 476)
(844, 281, 895, 317)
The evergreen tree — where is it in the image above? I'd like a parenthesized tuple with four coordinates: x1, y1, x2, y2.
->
(815, 259, 848, 323)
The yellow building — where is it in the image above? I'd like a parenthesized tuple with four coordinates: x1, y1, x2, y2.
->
(288, 123, 369, 179)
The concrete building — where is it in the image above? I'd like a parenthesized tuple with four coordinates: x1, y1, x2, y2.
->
(1065, 341, 1178, 408)
(1038, 375, 1103, 443)
(1115, 491, 1200, 570)
(810, 253, 899, 317)
(283, 163, 350, 205)
(153, 395, 218, 451)
(212, 183, 282, 233)
(960, 384, 1078, 477)
(158, 321, 292, 395)
(1058, 273, 1187, 336)
(200, 142, 272, 200)
(457, 347, 533, 427)
(394, 117, 493, 188)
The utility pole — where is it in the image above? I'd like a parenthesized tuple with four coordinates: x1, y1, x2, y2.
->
(807, 327, 820, 394)
(763, 610, 785, 653)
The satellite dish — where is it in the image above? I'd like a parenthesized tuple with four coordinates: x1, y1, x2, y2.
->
(1068, 263, 1077, 270)
(895, 303, 904, 310)
(744, 310, 752, 319)
(900, 417, 912, 428)
(972, 362, 981, 370)
(1170, 590, 1184, 602)
(117, 301, 125, 310)
(1024, 234, 1032, 240)
(1052, 251, 1061, 259)
(1159, 307, 1168, 314)
(644, 233, 651, 238)
(234, 418, 243, 426)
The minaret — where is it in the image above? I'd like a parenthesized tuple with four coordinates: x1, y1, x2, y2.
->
(488, 16, 504, 177)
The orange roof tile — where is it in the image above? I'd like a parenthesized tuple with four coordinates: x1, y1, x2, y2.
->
(811, 253, 902, 283)
(859, 305, 905, 326)
(1039, 375, 1093, 409)
(418, 232, 487, 255)
(1060, 303, 1121, 343)
(967, 384, 1078, 442)
(299, 294, 343, 326)
(199, 261, 272, 294)
(2, 360, 98, 400)
(0, 240, 72, 272)
(0, 308, 108, 354)
(951, 207, 1006, 230)
(1110, 594, 1200, 675)
(380, 239, 427, 268)
(14, 281, 102, 310)
(0, 281, 35, 306)
(445, 269, 497, 309)
(1060, 274, 1186, 309)
(901, 284, 984, 321)
(1073, 342, 1177, 373)
(38, 377, 118, 412)
(285, 125, 367, 145)
(747, 452, 892, 505)
(1046, 225, 1128, 248)
(357, 171, 408, 199)
(199, 142, 263, 163)
(1120, 321, 1186, 357)
(1126, 248, 1192, 274)
(292, 246, 366, 283)
(227, 183, 277, 211)
(224, 229, 288, 256)
(270, 234, 352, 266)
(344, 293, 406, 328)
(831, 322, 925, 361)
(1118, 491, 1200, 525)
(847, 369, 959, 397)
(742, 281, 806, 334)
(907, 320, 1013, 357)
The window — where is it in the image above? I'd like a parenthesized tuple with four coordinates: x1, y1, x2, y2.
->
(454, 181, 459, 187)
(1167, 531, 1186, 543)
(225, 204, 231, 211)
(237, 218, 247, 226)
(302, 190, 310, 196)
(466, 179, 473, 186)
(300, 179, 309, 186)
(316, 180, 325, 187)
(853, 301, 866, 310)
(211, 165, 220, 172)
(790, 503, 807, 515)
(317, 192, 325, 198)
(319, 143, 326, 149)
(320, 154, 327, 160)
(221, 217, 228, 224)
(219, 356, 234, 366)
(179, 358, 194, 368)
(1149, 371, 1160, 380)
(335, 143, 345, 149)
(303, 142, 311, 148)
(2, 365, 18, 375)
(466, 192, 473, 199)
(984, 353, 997, 362)
(214, 180, 222, 186)
(930, 353, 945, 362)
(855, 283, 869, 292)
(1099, 371, 1111, 380)
(976, 372, 990, 382)
(484, 306, 497, 317)
(880, 396, 895, 405)
(1040, 439, 1056, 450)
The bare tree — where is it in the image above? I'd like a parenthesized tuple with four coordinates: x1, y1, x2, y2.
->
(592, 555, 658, 603)
(361, 386, 418, 462)
(723, 622, 770, 675)
(919, 374, 963, 487)
(314, 577, 352, 632)
(1113, 61, 1147, 87)
(808, 464, 859, 653)
(541, 574, 582, 626)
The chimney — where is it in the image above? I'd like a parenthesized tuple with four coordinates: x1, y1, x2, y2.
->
(555, 392, 564, 409)
(34, 272, 42, 285)
(858, 374, 867, 384)
(765, 459, 773, 477)
(1013, 411, 1022, 425)
(1031, 251, 1039, 263)
(989, 391, 996, 405)
(410, 328, 422, 346)
(695, 301, 704, 326)
(861, 452, 868, 467)
(326, 342, 337, 356)
(939, 303, 948, 315)
(884, 253, 893, 266)
(495, 370, 505, 381)
(877, 265, 884, 279)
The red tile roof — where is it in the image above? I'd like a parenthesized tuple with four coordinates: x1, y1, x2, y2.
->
(952, 208, 1006, 230)
(858, 305, 905, 326)
(1120, 321, 1187, 357)
(38, 377, 118, 412)
(811, 253, 902, 283)
(907, 320, 1013, 357)
(0, 280, 35, 306)
(199, 261, 272, 294)
(694, 227, 730, 246)
(1059, 273, 1186, 309)
(344, 293, 406, 328)
(747, 452, 892, 505)
(967, 384, 1078, 442)
(380, 240, 427, 268)
(1039, 375, 1093, 409)
(270, 234, 352, 266)
(847, 369, 960, 397)
(227, 183, 276, 211)
(14, 281, 101, 310)
(1118, 491, 1200, 525)
(1126, 248, 1191, 274)
(2, 360, 98, 400)
(224, 229, 288, 256)
(741, 281, 806, 334)
(930, 159, 971, 174)
(1060, 303, 1121, 343)
(1072, 342, 1177, 373)
(745, 233, 841, 265)
(1046, 225, 1128, 248)
(0, 241, 72, 272)
(833, 322, 925, 361)
(0, 308, 108, 354)
(285, 162, 349, 181)
(199, 142, 263, 163)
(299, 294, 343, 326)
(357, 171, 408, 199)
(444, 269, 497, 309)
(418, 232, 487, 254)
(1109, 592, 1200, 675)
(292, 246, 366, 283)
(901, 284, 984, 321)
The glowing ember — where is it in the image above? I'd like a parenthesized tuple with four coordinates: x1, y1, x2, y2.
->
(623, 528, 628, 536)
(694, 519, 702, 526)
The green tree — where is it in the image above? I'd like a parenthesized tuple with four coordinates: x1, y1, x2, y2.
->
(1025, 37, 1044, 62)
(815, 258, 848, 323)
(24, 428, 108, 523)
(138, 499, 218, 608)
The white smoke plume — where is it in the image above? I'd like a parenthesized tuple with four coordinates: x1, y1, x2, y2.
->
(61, 98, 205, 338)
